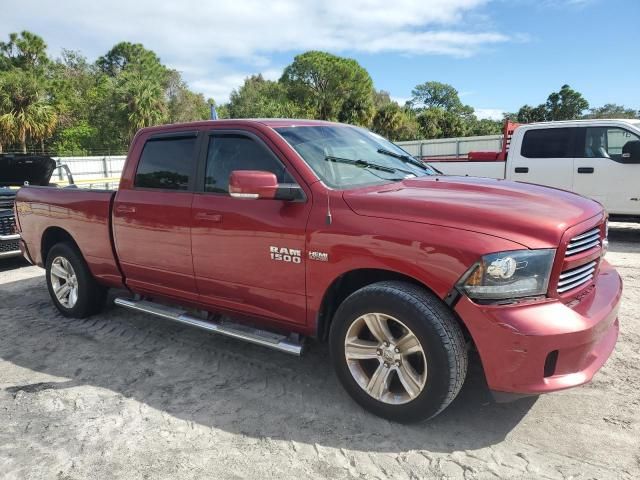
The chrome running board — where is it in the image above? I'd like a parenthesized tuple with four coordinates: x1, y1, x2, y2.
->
(114, 297, 304, 356)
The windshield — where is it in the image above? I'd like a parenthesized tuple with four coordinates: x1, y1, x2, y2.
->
(275, 125, 436, 189)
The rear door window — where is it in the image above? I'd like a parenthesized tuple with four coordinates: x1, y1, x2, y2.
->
(521, 128, 572, 158)
(135, 135, 198, 190)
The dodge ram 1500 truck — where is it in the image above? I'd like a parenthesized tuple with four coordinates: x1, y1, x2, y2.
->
(424, 119, 640, 220)
(15, 119, 622, 422)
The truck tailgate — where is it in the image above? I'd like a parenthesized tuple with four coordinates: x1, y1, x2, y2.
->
(15, 187, 124, 288)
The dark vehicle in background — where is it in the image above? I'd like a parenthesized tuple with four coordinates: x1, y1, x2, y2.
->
(1, 154, 57, 259)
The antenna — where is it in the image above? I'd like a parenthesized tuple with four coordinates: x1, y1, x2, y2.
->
(326, 191, 332, 225)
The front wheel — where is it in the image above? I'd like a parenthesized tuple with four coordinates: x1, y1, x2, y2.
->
(45, 242, 107, 318)
(329, 281, 468, 423)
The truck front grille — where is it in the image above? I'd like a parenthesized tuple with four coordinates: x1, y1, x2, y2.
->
(0, 239, 20, 254)
(565, 227, 600, 256)
(557, 260, 597, 293)
(0, 215, 17, 236)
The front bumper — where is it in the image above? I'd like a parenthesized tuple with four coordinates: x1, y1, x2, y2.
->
(455, 260, 621, 395)
(0, 234, 21, 259)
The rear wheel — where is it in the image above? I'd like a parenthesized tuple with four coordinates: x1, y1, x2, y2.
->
(45, 243, 107, 318)
(329, 281, 467, 423)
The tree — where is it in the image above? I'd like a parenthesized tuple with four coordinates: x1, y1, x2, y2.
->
(97, 42, 166, 79)
(166, 70, 212, 123)
(584, 103, 639, 119)
(545, 84, 589, 120)
(514, 85, 589, 123)
(0, 31, 49, 72)
(409, 81, 465, 112)
(117, 68, 168, 139)
(371, 103, 419, 141)
(228, 74, 307, 119)
(416, 108, 467, 139)
(515, 104, 547, 123)
(280, 51, 374, 124)
(0, 69, 57, 153)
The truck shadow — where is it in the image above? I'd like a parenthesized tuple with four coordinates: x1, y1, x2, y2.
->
(0, 277, 536, 454)
(0, 257, 30, 273)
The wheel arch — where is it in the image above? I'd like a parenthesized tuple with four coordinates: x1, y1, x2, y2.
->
(315, 268, 471, 343)
(41, 226, 81, 264)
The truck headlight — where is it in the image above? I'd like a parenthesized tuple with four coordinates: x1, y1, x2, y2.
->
(460, 249, 556, 301)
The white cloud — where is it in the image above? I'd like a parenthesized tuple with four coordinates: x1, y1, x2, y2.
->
(474, 108, 505, 120)
(1, 0, 509, 102)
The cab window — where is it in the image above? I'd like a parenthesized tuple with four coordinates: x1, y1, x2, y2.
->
(135, 135, 197, 190)
(204, 134, 294, 194)
(583, 127, 640, 161)
(521, 128, 572, 158)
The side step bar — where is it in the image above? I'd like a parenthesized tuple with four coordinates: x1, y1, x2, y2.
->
(114, 297, 304, 356)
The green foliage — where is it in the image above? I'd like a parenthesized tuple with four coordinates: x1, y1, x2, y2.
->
(584, 103, 639, 119)
(51, 121, 98, 155)
(0, 30, 634, 153)
(228, 75, 307, 118)
(515, 85, 589, 122)
(0, 31, 49, 72)
(409, 81, 466, 112)
(371, 103, 419, 141)
(280, 51, 374, 124)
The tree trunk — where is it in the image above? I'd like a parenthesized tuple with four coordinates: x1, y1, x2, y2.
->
(41, 139, 44, 154)
(21, 131, 27, 154)
(0, 143, 3, 154)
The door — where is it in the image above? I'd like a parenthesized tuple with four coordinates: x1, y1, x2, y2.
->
(573, 126, 640, 214)
(191, 131, 311, 326)
(113, 132, 199, 300)
(508, 127, 575, 189)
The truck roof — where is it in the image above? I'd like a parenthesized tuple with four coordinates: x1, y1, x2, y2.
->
(137, 118, 344, 135)
(525, 118, 640, 128)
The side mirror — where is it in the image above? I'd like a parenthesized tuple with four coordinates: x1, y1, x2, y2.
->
(229, 170, 278, 199)
(622, 140, 640, 163)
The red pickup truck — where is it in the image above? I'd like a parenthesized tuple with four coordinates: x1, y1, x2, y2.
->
(15, 119, 622, 422)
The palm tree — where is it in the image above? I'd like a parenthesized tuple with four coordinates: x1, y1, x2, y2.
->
(0, 69, 57, 153)
(0, 112, 16, 153)
(118, 70, 167, 139)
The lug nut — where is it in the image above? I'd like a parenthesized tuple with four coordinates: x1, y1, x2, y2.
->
(384, 362, 389, 368)
(394, 347, 400, 354)
(376, 350, 382, 356)
(395, 361, 401, 367)
(383, 341, 390, 347)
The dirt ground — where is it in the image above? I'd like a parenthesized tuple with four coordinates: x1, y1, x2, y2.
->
(0, 223, 638, 480)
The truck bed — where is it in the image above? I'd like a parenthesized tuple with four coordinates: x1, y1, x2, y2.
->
(15, 186, 124, 288)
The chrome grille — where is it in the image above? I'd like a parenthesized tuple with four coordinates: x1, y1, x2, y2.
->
(557, 260, 597, 293)
(0, 215, 16, 236)
(565, 227, 600, 256)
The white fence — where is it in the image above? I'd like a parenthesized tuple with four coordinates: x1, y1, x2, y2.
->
(397, 134, 503, 159)
(53, 155, 125, 189)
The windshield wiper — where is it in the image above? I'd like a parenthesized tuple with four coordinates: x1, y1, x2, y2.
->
(376, 148, 429, 170)
(324, 155, 398, 174)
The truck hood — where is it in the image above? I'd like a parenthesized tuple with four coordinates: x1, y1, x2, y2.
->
(342, 176, 603, 248)
(0, 155, 56, 187)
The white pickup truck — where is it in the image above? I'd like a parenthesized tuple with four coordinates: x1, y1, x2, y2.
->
(425, 119, 640, 219)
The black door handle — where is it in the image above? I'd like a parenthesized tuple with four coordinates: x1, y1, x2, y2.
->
(577, 167, 594, 174)
(514, 167, 529, 173)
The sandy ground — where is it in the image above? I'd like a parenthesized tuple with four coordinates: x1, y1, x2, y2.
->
(0, 223, 638, 480)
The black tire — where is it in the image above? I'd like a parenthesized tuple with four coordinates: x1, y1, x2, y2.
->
(329, 281, 467, 423)
(45, 242, 107, 318)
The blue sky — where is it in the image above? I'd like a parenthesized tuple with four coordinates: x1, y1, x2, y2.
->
(1, 0, 638, 119)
